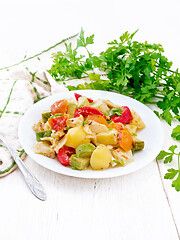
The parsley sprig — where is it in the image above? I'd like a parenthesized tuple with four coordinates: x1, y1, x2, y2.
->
(157, 125, 180, 191)
(157, 144, 180, 191)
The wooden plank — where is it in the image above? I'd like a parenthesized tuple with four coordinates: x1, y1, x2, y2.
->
(0, 156, 179, 240)
(156, 120, 180, 238)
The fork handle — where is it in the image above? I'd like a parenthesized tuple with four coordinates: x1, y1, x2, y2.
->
(3, 138, 47, 201)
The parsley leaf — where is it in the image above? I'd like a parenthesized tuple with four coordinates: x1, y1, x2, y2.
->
(169, 145, 177, 153)
(172, 174, 180, 192)
(157, 150, 171, 160)
(164, 168, 178, 180)
(171, 125, 180, 140)
(164, 155, 173, 164)
(77, 28, 94, 48)
(157, 146, 180, 191)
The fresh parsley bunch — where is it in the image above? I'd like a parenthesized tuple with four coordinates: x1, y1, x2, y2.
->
(48, 28, 180, 125)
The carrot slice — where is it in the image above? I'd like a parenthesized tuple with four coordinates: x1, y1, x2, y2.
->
(118, 129, 133, 152)
(87, 115, 108, 126)
(107, 122, 124, 130)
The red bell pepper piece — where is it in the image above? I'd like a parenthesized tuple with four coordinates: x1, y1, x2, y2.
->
(74, 93, 94, 103)
(111, 106, 133, 124)
(48, 114, 68, 131)
(57, 146, 75, 166)
(74, 106, 104, 118)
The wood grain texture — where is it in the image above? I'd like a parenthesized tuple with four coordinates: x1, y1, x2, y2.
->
(157, 121, 180, 238)
(0, 156, 179, 240)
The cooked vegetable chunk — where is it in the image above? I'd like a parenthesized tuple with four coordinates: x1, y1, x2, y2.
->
(57, 146, 75, 166)
(53, 135, 68, 153)
(76, 143, 96, 158)
(51, 99, 68, 115)
(92, 99, 110, 115)
(33, 142, 55, 158)
(44, 121, 52, 131)
(74, 106, 104, 118)
(111, 106, 133, 124)
(67, 115, 84, 128)
(36, 130, 52, 142)
(107, 107, 123, 117)
(89, 121, 109, 134)
(67, 98, 77, 118)
(74, 93, 93, 103)
(33, 119, 45, 132)
(77, 96, 90, 107)
(42, 111, 51, 123)
(118, 129, 133, 152)
(87, 115, 108, 126)
(129, 109, 145, 129)
(124, 124, 137, 134)
(70, 156, 90, 170)
(48, 114, 69, 131)
(112, 148, 134, 166)
(96, 129, 118, 145)
(132, 136, 144, 151)
(90, 144, 112, 170)
(65, 127, 90, 148)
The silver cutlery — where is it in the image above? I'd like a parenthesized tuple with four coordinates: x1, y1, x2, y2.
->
(0, 132, 47, 201)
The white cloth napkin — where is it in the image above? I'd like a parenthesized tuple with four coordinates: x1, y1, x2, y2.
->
(0, 67, 68, 177)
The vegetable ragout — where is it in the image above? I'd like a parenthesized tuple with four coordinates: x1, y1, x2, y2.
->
(33, 93, 145, 170)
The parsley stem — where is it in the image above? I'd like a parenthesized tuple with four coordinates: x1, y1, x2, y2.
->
(155, 64, 179, 74)
(85, 46, 91, 58)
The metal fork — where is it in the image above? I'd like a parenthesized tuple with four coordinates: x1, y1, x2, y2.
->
(0, 132, 47, 201)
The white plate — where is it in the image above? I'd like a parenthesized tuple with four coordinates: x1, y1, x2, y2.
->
(18, 90, 164, 178)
